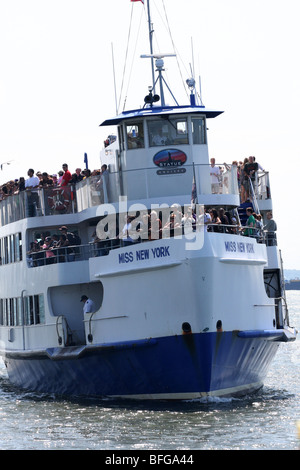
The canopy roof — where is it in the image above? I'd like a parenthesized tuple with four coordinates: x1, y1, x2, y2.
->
(100, 105, 223, 127)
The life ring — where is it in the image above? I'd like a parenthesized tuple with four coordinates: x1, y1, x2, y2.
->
(47, 188, 70, 212)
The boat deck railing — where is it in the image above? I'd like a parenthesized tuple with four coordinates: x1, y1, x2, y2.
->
(26, 223, 276, 268)
(0, 165, 271, 227)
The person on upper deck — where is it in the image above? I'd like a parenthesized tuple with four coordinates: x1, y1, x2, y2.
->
(243, 156, 260, 200)
(118, 215, 136, 246)
(56, 234, 70, 262)
(263, 211, 277, 246)
(59, 226, 77, 246)
(39, 172, 54, 188)
(75, 168, 83, 182)
(100, 164, 109, 192)
(162, 213, 182, 238)
(203, 208, 212, 232)
(18, 177, 25, 191)
(57, 171, 64, 185)
(208, 209, 221, 232)
(218, 208, 229, 233)
(25, 169, 40, 217)
(60, 164, 72, 186)
(240, 158, 249, 203)
(243, 207, 256, 237)
(254, 213, 263, 241)
(210, 158, 220, 194)
(150, 210, 162, 239)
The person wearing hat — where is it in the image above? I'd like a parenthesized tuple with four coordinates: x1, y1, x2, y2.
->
(80, 295, 95, 314)
(59, 226, 76, 245)
(42, 236, 55, 264)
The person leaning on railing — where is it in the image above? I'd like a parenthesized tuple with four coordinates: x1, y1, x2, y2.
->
(39, 172, 54, 188)
(242, 207, 256, 237)
(25, 169, 40, 217)
(263, 211, 277, 246)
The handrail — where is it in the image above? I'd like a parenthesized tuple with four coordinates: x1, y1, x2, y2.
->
(0, 163, 240, 228)
(248, 178, 260, 215)
(55, 315, 73, 346)
(87, 312, 96, 343)
(274, 295, 289, 327)
(55, 315, 65, 346)
(26, 222, 278, 270)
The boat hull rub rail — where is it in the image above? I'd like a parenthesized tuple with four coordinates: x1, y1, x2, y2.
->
(237, 328, 297, 342)
(1, 338, 157, 361)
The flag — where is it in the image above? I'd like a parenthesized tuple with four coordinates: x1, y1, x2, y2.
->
(131, 0, 144, 3)
(84, 153, 88, 169)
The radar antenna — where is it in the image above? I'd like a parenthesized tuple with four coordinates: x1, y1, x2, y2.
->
(141, 53, 178, 106)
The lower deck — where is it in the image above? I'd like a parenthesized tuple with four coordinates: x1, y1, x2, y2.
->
(0, 226, 290, 356)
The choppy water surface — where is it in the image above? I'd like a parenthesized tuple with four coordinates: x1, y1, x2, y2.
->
(0, 291, 299, 450)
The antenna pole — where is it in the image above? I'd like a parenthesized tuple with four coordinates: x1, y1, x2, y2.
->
(111, 43, 118, 115)
(147, 0, 155, 93)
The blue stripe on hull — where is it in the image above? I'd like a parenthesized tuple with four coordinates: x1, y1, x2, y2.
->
(4, 332, 280, 399)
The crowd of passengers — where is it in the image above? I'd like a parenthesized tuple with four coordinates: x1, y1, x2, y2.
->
(27, 225, 81, 266)
(0, 163, 109, 201)
(26, 203, 277, 266)
(209, 155, 265, 202)
(106, 205, 275, 243)
(0, 155, 263, 201)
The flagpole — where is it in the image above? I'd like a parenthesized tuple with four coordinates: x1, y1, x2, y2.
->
(146, 0, 155, 94)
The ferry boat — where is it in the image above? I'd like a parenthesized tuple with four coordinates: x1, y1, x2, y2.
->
(0, 0, 296, 400)
(285, 279, 300, 290)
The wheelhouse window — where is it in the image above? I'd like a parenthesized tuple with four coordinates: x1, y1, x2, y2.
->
(126, 122, 144, 149)
(148, 118, 188, 147)
(192, 117, 206, 144)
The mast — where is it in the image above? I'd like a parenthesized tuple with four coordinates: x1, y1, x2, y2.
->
(146, 0, 156, 93)
(141, 0, 176, 106)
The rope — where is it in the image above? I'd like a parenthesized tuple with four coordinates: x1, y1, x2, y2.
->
(118, 4, 135, 114)
(123, 6, 145, 111)
(161, 0, 189, 100)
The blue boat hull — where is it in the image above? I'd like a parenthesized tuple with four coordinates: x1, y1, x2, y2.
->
(2, 332, 282, 399)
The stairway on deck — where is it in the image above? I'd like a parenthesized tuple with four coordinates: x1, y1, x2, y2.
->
(237, 200, 253, 226)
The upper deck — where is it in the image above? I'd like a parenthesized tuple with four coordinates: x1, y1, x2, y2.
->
(0, 164, 239, 230)
(0, 165, 271, 229)
(0, 105, 272, 229)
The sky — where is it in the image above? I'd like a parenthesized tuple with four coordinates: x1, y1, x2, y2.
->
(0, 0, 299, 268)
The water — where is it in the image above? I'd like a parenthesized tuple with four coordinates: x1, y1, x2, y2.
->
(0, 291, 299, 451)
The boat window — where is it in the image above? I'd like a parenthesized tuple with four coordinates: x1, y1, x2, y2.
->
(0, 294, 45, 326)
(9, 235, 14, 263)
(4, 238, 8, 265)
(16, 298, 22, 326)
(126, 122, 144, 149)
(148, 118, 188, 147)
(38, 294, 45, 323)
(0, 299, 3, 325)
(3, 299, 8, 326)
(15, 233, 22, 262)
(0, 232, 22, 266)
(9, 298, 14, 326)
(192, 117, 206, 144)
